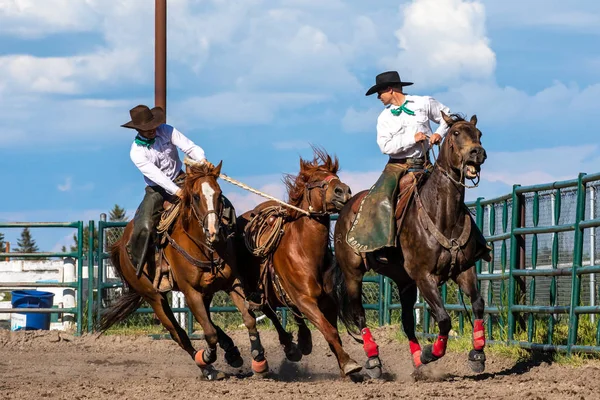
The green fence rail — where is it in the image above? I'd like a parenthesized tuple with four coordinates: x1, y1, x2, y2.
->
(0, 222, 86, 335)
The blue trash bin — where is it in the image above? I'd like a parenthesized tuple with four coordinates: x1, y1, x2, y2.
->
(10, 290, 55, 331)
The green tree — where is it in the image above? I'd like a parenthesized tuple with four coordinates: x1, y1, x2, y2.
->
(0, 231, 6, 253)
(109, 204, 128, 222)
(15, 228, 43, 260)
(69, 229, 98, 255)
(107, 204, 128, 246)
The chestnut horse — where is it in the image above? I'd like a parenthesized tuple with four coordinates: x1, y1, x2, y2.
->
(236, 148, 360, 377)
(97, 160, 268, 380)
(333, 113, 489, 378)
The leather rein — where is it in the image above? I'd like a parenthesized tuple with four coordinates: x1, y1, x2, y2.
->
(413, 127, 480, 269)
(165, 196, 225, 273)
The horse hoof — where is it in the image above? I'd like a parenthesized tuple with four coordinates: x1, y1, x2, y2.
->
(200, 365, 227, 381)
(342, 360, 362, 376)
(224, 346, 244, 368)
(252, 358, 269, 374)
(284, 343, 303, 362)
(468, 349, 486, 373)
(364, 356, 382, 379)
(410, 365, 427, 381)
(420, 345, 440, 365)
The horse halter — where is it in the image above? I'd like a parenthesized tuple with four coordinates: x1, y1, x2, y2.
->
(304, 174, 340, 217)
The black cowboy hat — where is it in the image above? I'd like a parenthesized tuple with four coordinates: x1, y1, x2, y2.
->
(121, 105, 165, 130)
(365, 71, 413, 96)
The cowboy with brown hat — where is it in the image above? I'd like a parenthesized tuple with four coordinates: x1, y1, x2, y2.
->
(123, 104, 208, 276)
(346, 71, 452, 263)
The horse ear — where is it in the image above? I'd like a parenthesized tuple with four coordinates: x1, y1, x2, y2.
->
(214, 160, 223, 176)
(441, 111, 454, 126)
(470, 114, 478, 126)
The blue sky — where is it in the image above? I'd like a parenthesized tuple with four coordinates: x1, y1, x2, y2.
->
(1, 0, 599, 251)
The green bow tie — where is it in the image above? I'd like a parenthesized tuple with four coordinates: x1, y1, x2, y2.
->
(390, 101, 415, 116)
(134, 135, 155, 149)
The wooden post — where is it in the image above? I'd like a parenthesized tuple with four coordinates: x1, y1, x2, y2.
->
(155, 0, 167, 117)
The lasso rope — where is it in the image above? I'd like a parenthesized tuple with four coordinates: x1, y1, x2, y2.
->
(218, 173, 310, 216)
(157, 202, 180, 234)
(243, 205, 288, 258)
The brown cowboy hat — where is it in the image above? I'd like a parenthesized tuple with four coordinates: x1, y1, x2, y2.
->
(121, 105, 165, 130)
(365, 71, 413, 96)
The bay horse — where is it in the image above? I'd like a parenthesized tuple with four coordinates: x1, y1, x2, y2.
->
(235, 148, 360, 377)
(97, 159, 268, 380)
(333, 113, 489, 378)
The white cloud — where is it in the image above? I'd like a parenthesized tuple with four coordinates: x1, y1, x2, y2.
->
(386, 0, 496, 88)
(0, 0, 100, 38)
(57, 177, 72, 192)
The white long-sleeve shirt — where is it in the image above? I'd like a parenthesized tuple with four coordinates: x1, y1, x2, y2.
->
(376, 95, 450, 160)
(130, 124, 206, 195)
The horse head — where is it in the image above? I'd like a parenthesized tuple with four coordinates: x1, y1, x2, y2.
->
(284, 147, 352, 215)
(182, 158, 223, 244)
(438, 112, 487, 182)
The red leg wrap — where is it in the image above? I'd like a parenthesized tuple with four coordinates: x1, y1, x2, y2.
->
(432, 335, 448, 358)
(252, 358, 269, 373)
(409, 339, 422, 368)
(473, 319, 486, 350)
(194, 350, 208, 367)
(361, 328, 379, 358)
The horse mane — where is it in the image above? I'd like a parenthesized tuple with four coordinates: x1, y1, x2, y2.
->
(283, 146, 339, 207)
(181, 158, 221, 225)
(446, 113, 466, 126)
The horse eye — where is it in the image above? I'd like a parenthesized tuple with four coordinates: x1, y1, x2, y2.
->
(453, 131, 460, 136)
(193, 194, 200, 201)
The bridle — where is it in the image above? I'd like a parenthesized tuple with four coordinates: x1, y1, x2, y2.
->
(304, 174, 340, 217)
(428, 122, 481, 189)
(165, 179, 226, 273)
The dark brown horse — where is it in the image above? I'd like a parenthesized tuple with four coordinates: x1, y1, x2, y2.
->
(236, 148, 360, 377)
(333, 113, 489, 378)
(97, 160, 268, 380)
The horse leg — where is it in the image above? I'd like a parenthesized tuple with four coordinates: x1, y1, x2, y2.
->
(295, 295, 361, 377)
(455, 267, 487, 373)
(202, 293, 244, 369)
(417, 275, 451, 365)
(179, 287, 225, 380)
(147, 292, 199, 358)
(228, 286, 269, 374)
(294, 315, 313, 356)
(398, 282, 423, 370)
(345, 271, 382, 378)
(262, 306, 302, 362)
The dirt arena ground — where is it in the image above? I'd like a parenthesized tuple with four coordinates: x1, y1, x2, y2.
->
(1, 326, 599, 399)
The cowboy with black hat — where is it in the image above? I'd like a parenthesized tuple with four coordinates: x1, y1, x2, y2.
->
(346, 71, 451, 263)
(123, 104, 208, 276)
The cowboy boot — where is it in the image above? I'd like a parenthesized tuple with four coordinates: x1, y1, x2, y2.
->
(128, 230, 152, 278)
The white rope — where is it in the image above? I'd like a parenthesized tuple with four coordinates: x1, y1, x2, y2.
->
(219, 173, 310, 216)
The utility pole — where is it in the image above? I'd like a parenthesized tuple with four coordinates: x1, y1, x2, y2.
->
(155, 0, 167, 117)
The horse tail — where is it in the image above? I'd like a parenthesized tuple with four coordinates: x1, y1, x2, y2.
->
(331, 258, 363, 343)
(95, 239, 144, 333)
